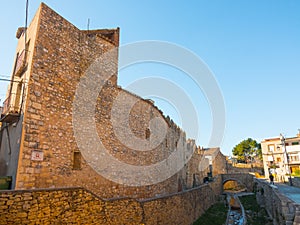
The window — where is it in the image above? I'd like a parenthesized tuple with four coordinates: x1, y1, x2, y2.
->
(276, 157, 281, 163)
(292, 142, 299, 146)
(73, 151, 81, 169)
(14, 50, 26, 76)
(289, 155, 299, 162)
(267, 156, 274, 162)
(145, 128, 150, 140)
(14, 40, 30, 77)
(268, 145, 275, 152)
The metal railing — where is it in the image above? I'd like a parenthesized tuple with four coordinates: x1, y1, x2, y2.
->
(1, 93, 20, 115)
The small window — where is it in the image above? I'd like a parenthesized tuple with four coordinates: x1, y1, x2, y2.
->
(73, 151, 81, 170)
(290, 155, 299, 162)
(292, 142, 299, 146)
(276, 157, 281, 162)
(268, 145, 275, 152)
(145, 128, 150, 140)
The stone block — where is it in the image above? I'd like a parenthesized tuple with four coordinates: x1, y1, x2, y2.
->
(285, 213, 295, 221)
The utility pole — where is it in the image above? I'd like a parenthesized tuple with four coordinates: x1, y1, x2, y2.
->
(280, 133, 293, 186)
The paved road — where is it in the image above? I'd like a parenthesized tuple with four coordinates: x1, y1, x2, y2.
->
(275, 183, 300, 204)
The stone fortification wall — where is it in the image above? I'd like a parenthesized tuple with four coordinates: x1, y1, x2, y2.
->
(0, 176, 222, 225)
(12, 3, 225, 199)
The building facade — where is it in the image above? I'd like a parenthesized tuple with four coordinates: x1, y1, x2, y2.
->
(261, 132, 300, 181)
(0, 3, 226, 198)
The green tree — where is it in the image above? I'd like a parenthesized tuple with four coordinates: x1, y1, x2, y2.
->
(232, 138, 262, 163)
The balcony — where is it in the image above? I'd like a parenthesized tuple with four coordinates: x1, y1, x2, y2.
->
(286, 145, 300, 153)
(0, 94, 20, 123)
(267, 161, 280, 168)
(14, 49, 27, 77)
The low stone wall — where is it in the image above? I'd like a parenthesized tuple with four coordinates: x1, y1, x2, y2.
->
(254, 178, 300, 225)
(0, 187, 143, 225)
(290, 177, 300, 188)
(142, 176, 222, 225)
(0, 175, 222, 225)
(227, 164, 264, 175)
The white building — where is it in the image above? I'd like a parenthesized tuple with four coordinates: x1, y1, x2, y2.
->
(261, 132, 300, 181)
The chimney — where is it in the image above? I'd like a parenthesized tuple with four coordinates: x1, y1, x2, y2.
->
(298, 129, 300, 138)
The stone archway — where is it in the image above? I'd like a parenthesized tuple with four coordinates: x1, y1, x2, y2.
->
(222, 173, 255, 192)
(223, 179, 247, 192)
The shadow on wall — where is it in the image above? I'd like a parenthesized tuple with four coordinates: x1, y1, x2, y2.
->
(0, 158, 7, 176)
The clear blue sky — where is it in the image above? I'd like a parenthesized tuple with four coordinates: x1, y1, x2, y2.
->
(0, 1, 300, 156)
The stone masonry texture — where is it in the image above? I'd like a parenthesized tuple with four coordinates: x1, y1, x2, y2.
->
(254, 178, 300, 225)
(0, 176, 222, 225)
(3, 3, 227, 199)
(0, 3, 247, 225)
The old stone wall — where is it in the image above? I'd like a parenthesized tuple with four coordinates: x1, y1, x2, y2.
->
(289, 177, 300, 188)
(227, 163, 264, 175)
(186, 148, 227, 188)
(142, 175, 222, 225)
(0, 176, 222, 225)
(8, 3, 226, 200)
(212, 149, 227, 175)
(254, 178, 300, 225)
(16, 3, 119, 193)
(0, 187, 143, 225)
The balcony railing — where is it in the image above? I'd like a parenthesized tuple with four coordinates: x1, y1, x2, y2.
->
(0, 94, 20, 123)
(267, 162, 280, 168)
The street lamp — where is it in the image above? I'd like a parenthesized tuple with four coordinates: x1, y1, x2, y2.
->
(280, 133, 293, 186)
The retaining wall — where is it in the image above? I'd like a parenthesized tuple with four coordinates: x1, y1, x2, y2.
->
(254, 178, 300, 225)
(289, 177, 300, 188)
(0, 175, 222, 225)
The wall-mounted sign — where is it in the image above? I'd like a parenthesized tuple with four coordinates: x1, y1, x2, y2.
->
(31, 150, 44, 161)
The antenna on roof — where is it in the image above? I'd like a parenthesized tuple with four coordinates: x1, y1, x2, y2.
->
(87, 18, 90, 31)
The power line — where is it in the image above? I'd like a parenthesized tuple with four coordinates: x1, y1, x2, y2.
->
(0, 78, 24, 83)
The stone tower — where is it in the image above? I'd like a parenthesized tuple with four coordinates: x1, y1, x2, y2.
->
(0, 3, 225, 198)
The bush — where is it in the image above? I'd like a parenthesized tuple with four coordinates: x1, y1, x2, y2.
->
(292, 168, 300, 177)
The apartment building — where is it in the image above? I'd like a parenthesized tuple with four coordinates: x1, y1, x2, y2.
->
(261, 131, 300, 181)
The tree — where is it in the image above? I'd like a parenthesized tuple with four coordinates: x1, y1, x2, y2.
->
(232, 138, 262, 163)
